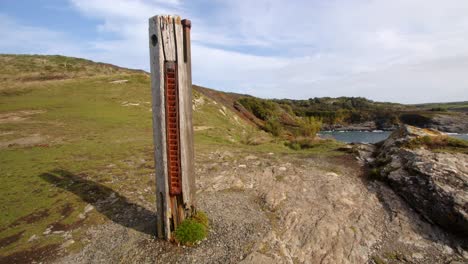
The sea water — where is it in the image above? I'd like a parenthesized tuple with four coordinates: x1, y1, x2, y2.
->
(319, 131, 468, 143)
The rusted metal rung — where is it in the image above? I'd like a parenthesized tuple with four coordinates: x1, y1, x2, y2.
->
(164, 61, 182, 195)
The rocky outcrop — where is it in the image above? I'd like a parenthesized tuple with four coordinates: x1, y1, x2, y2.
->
(400, 112, 468, 133)
(55, 144, 468, 263)
(323, 112, 468, 133)
(322, 120, 398, 131)
(372, 125, 468, 235)
(430, 113, 468, 133)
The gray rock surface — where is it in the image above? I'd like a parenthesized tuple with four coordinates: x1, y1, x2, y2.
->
(54, 146, 467, 263)
(430, 113, 468, 133)
(374, 125, 468, 235)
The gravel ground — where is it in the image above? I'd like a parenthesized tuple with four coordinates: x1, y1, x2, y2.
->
(53, 151, 467, 264)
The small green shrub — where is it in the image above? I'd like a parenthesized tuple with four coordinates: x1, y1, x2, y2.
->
(237, 97, 278, 121)
(264, 118, 283, 137)
(297, 116, 322, 138)
(174, 219, 206, 246)
(241, 127, 262, 145)
(280, 103, 294, 115)
(192, 211, 209, 229)
(285, 137, 318, 150)
(287, 142, 301, 150)
(174, 211, 210, 246)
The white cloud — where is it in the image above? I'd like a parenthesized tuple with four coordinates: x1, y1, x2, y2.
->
(69, 0, 178, 21)
(0, 14, 79, 55)
(2, 0, 468, 103)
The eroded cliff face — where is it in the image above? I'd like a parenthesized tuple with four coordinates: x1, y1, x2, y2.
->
(363, 125, 468, 236)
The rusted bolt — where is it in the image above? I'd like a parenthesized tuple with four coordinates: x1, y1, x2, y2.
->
(181, 19, 191, 29)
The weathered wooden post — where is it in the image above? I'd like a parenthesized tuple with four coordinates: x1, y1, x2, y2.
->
(149, 15, 196, 240)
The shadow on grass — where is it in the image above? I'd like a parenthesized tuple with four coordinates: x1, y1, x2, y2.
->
(39, 169, 156, 236)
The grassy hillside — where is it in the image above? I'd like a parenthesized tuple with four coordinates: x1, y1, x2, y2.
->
(0, 54, 141, 83)
(0, 55, 343, 260)
(413, 101, 468, 112)
(196, 85, 468, 133)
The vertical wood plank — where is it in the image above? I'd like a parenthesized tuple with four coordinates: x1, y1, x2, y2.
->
(149, 15, 171, 239)
(174, 19, 195, 209)
(149, 14, 195, 240)
(181, 19, 196, 206)
(160, 16, 176, 62)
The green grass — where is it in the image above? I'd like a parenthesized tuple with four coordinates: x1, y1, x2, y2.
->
(405, 135, 468, 154)
(0, 71, 155, 256)
(174, 219, 207, 246)
(0, 54, 139, 83)
(0, 55, 345, 259)
(414, 101, 468, 111)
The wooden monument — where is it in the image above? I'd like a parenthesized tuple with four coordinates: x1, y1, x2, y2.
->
(149, 15, 195, 240)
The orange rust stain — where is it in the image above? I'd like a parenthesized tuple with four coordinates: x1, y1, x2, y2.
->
(165, 62, 182, 195)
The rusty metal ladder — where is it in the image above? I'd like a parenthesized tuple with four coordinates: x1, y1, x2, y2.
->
(164, 61, 182, 196)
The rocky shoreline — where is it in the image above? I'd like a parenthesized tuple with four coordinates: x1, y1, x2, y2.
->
(323, 112, 468, 133)
(322, 121, 396, 132)
(355, 125, 468, 236)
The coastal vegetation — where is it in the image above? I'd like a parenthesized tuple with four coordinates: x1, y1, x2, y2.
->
(0, 55, 346, 261)
(405, 135, 468, 154)
(1, 54, 467, 263)
(231, 90, 467, 134)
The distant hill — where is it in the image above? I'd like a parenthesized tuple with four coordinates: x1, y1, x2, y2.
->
(2, 54, 466, 133)
(195, 84, 468, 133)
(0, 54, 145, 83)
(413, 101, 468, 112)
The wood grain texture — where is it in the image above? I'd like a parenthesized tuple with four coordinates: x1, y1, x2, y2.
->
(174, 20, 195, 209)
(149, 15, 171, 239)
(183, 21, 196, 206)
(160, 16, 176, 62)
(149, 14, 195, 240)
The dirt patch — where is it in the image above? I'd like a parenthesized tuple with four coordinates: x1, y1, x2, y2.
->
(110, 80, 128, 84)
(60, 203, 75, 219)
(0, 132, 14, 137)
(328, 154, 363, 171)
(0, 231, 24, 248)
(0, 110, 45, 124)
(0, 243, 60, 264)
(20, 74, 68, 82)
(51, 219, 84, 232)
(9, 209, 50, 227)
(0, 134, 46, 149)
(194, 126, 213, 131)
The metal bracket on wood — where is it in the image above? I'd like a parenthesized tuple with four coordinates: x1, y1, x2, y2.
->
(149, 15, 195, 240)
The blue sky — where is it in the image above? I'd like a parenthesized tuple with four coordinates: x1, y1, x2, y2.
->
(1, 0, 468, 103)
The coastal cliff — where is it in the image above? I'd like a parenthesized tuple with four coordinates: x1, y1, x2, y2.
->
(359, 125, 468, 235)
